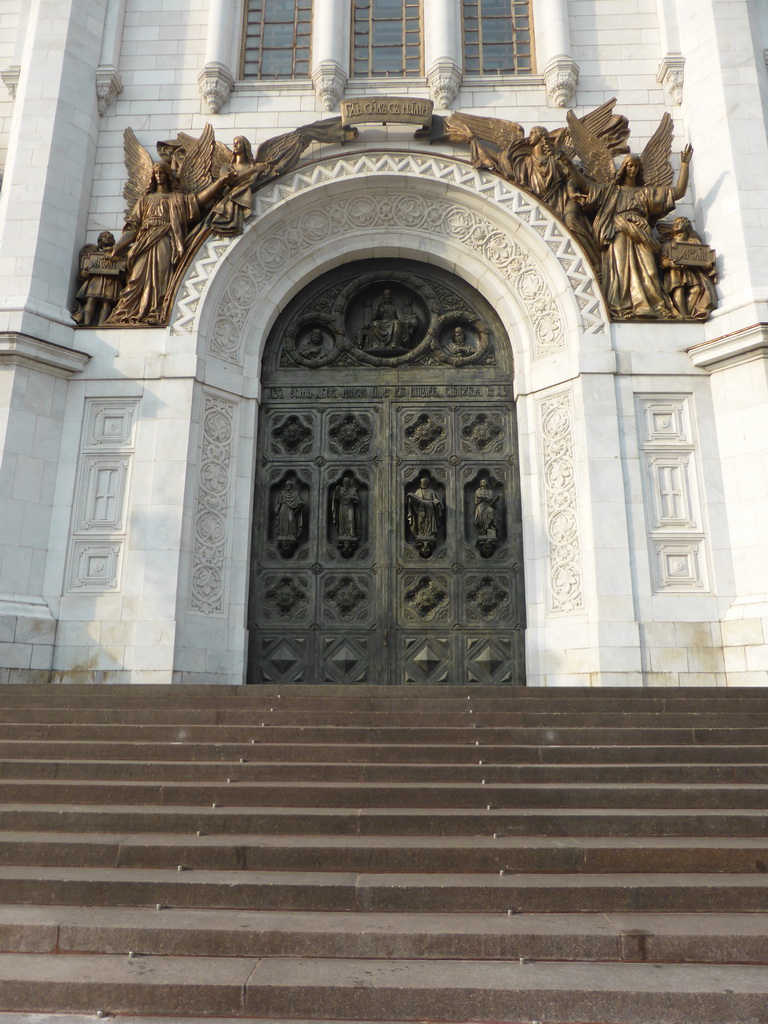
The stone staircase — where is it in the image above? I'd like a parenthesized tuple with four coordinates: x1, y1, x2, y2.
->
(0, 683, 768, 1024)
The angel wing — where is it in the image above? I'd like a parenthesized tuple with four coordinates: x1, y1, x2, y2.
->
(122, 127, 154, 218)
(565, 109, 617, 184)
(640, 113, 674, 188)
(424, 112, 525, 148)
(177, 122, 216, 195)
(168, 132, 233, 178)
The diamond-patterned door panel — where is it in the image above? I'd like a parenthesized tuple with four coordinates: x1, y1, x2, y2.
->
(464, 635, 519, 684)
(321, 572, 376, 626)
(399, 572, 452, 626)
(401, 634, 452, 685)
(464, 572, 514, 623)
(255, 572, 313, 626)
(257, 635, 310, 683)
(321, 634, 372, 684)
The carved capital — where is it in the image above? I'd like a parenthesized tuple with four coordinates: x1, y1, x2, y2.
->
(197, 62, 234, 114)
(0, 65, 19, 100)
(95, 66, 123, 116)
(312, 60, 346, 111)
(543, 56, 578, 108)
(427, 59, 462, 110)
(657, 54, 685, 105)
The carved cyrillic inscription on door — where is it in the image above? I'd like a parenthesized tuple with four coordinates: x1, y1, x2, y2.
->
(249, 260, 525, 685)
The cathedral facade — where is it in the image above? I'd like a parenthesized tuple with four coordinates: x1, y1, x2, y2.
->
(0, 0, 766, 687)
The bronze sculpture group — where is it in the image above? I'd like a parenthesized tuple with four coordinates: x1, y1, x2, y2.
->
(74, 100, 716, 328)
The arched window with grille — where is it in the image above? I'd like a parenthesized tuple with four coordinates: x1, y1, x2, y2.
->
(463, 0, 533, 75)
(242, 0, 313, 79)
(352, 0, 422, 78)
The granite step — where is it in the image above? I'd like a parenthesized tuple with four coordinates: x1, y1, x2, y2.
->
(0, 952, 766, 1023)
(5, 707, 768, 728)
(4, 831, 768, 873)
(3, 904, 768, 964)
(2, 738, 767, 764)
(0, 865, 767, 913)
(4, 777, 768, 810)
(3, 722, 768, 745)
(2, 802, 767, 836)
(4, 757, 768, 784)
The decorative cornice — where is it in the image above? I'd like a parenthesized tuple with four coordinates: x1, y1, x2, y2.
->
(312, 60, 347, 111)
(688, 322, 768, 370)
(427, 58, 462, 109)
(657, 53, 685, 105)
(95, 65, 123, 116)
(0, 333, 90, 377)
(197, 62, 234, 114)
(543, 56, 578, 108)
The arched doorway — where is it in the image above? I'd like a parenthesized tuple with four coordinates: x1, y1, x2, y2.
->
(248, 259, 525, 685)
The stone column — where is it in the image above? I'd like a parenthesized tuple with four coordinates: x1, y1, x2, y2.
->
(96, 0, 125, 115)
(535, 0, 578, 108)
(424, 0, 462, 109)
(198, 0, 236, 113)
(0, 0, 105, 680)
(312, 0, 349, 110)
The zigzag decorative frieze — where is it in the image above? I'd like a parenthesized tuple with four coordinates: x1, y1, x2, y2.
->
(171, 154, 608, 346)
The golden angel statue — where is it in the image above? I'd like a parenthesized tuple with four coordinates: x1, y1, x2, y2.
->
(562, 111, 693, 320)
(158, 118, 358, 239)
(106, 125, 236, 325)
(426, 100, 631, 276)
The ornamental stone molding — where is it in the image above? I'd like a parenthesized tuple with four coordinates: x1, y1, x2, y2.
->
(190, 391, 238, 615)
(427, 59, 462, 109)
(657, 54, 685, 105)
(543, 56, 579, 108)
(312, 60, 347, 111)
(197, 62, 234, 114)
(1, 65, 19, 99)
(538, 388, 583, 614)
(95, 65, 122, 116)
(171, 154, 608, 361)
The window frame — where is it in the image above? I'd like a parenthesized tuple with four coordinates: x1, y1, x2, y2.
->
(351, 0, 424, 80)
(461, 0, 535, 77)
(240, 0, 313, 81)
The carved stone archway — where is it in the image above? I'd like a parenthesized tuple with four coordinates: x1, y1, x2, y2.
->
(173, 152, 609, 382)
(177, 153, 611, 685)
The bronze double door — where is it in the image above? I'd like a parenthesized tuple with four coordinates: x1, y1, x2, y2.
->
(247, 260, 525, 686)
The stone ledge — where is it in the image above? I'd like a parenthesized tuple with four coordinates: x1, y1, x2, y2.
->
(0, 334, 90, 377)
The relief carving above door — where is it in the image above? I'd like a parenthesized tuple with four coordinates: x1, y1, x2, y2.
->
(249, 259, 525, 686)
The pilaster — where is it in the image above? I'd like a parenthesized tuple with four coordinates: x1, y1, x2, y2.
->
(312, 0, 350, 109)
(199, 0, 236, 112)
(535, 0, 578, 107)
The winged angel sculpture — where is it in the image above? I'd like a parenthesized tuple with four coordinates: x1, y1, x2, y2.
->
(562, 110, 693, 320)
(106, 125, 236, 325)
(427, 100, 631, 277)
(106, 119, 356, 326)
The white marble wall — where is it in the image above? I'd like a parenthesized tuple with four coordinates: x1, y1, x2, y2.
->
(0, 0, 766, 685)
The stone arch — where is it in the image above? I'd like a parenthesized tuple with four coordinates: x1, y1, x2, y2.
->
(172, 152, 609, 390)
